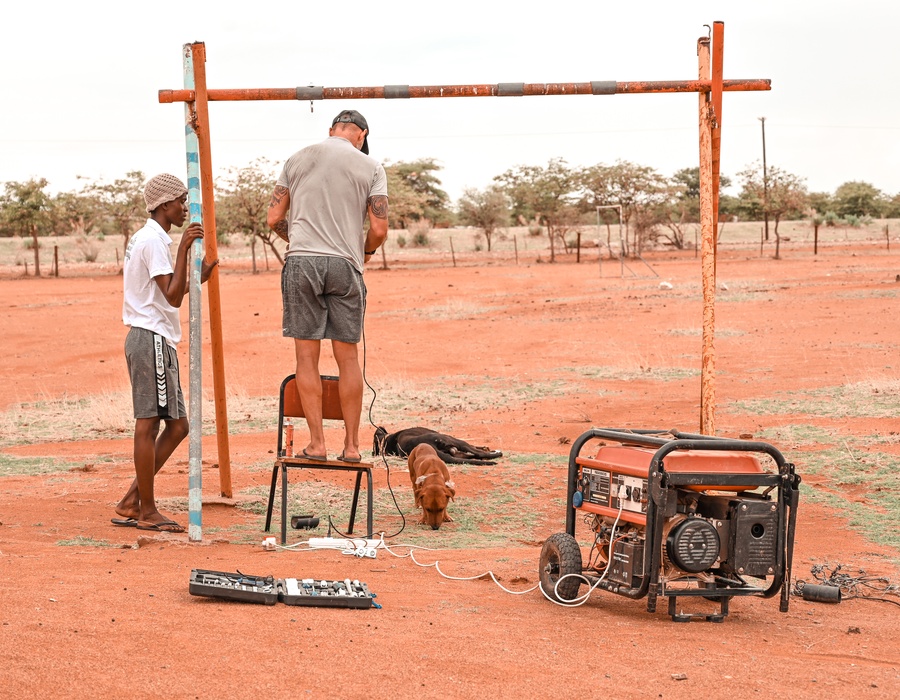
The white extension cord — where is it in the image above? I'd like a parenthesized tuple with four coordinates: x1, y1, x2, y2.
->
(308, 537, 385, 550)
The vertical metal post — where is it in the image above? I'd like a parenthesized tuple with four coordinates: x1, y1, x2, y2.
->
(759, 116, 769, 241)
(182, 45, 203, 542)
(617, 206, 624, 278)
(698, 34, 717, 436)
(711, 21, 724, 258)
(189, 42, 233, 498)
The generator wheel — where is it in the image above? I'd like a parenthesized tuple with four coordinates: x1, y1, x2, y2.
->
(540, 533, 583, 603)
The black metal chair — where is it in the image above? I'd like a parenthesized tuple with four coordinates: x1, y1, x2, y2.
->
(263, 374, 373, 543)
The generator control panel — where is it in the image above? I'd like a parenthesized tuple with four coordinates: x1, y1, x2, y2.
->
(580, 467, 648, 515)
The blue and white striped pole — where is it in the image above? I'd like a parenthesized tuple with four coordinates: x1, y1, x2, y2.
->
(183, 43, 203, 542)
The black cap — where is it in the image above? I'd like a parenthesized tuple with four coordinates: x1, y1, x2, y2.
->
(332, 109, 369, 154)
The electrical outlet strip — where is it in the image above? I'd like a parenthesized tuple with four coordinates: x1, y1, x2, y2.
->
(308, 537, 385, 550)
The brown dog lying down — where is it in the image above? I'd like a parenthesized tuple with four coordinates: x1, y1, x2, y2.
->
(408, 443, 456, 530)
(374, 426, 502, 465)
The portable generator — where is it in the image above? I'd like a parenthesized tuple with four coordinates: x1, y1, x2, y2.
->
(540, 429, 801, 622)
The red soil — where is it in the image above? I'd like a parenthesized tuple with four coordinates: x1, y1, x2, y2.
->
(1, 244, 899, 699)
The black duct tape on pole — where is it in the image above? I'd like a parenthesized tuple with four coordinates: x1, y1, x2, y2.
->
(296, 86, 324, 101)
(498, 83, 525, 96)
(384, 85, 410, 99)
(591, 80, 617, 95)
(801, 584, 842, 604)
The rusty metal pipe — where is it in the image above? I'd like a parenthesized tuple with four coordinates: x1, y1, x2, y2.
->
(711, 21, 725, 256)
(698, 37, 717, 437)
(188, 43, 233, 499)
(158, 78, 770, 104)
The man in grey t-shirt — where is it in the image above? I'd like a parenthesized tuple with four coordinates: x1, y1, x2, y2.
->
(267, 109, 388, 463)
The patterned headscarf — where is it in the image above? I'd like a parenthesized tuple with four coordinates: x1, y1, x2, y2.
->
(143, 173, 188, 213)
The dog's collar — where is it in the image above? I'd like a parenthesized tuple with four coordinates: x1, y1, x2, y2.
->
(415, 474, 454, 488)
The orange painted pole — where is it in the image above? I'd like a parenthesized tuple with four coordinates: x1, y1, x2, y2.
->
(711, 21, 725, 260)
(698, 35, 717, 436)
(189, 42, 233, 498)
(158, 78, 770, 104)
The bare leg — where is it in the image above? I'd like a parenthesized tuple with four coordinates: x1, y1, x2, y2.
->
(332, 340, 362, 460)
(294, 338, 326, 457)
(117, 416, 189, 522)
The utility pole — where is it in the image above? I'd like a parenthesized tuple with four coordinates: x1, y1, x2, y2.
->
(759, 116, 769, 241)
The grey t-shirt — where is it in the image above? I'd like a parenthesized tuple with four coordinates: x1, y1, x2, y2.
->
(276, 136, 388, 273)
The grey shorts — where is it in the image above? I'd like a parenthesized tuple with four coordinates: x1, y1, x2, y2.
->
(125, 327, 186, 420)
(282, 255, 366, 343)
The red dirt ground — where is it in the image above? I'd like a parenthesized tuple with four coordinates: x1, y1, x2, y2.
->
(1, 243, 899, 699)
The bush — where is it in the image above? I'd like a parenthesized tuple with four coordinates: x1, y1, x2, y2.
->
(76, 235, 100, 263)
(824, 211, 840, 227)
(396, 235, 407, 248)
(408, 220, 432, 248)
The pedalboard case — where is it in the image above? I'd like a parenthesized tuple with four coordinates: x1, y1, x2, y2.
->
(189, 569, 377, 609)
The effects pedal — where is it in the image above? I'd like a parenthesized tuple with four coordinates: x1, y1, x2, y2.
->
(189, 569, 279, 605)
(280, 578, 377, 609)
(189, 569, 379, 609)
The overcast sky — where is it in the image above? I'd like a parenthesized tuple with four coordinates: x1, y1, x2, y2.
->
(2, 1, 898, 203)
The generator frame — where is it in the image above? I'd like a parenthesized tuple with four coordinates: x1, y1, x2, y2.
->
(562, 428, 801, 622)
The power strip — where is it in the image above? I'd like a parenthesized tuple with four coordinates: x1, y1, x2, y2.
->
(308, 537, 385, 550)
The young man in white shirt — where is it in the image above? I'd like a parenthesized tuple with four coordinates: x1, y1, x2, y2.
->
(114, 173, 216, 532)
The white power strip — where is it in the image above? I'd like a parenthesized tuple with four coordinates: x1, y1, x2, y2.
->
(307, 537, 385, 550)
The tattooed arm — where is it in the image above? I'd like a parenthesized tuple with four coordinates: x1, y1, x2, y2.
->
(363, 195, 389, 261)
(266, 185, 290, 242)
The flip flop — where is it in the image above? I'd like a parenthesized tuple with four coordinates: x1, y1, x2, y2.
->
(111, 517, 138, 527)
(136, 519, 185, 533)
(337, 452, 362, 463)
(301, 448, 328, 462)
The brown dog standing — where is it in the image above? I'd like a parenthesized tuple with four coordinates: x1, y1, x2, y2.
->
(407, 443, 456, 530)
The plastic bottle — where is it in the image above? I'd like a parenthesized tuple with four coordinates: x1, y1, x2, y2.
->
(283, 418, 294, 457)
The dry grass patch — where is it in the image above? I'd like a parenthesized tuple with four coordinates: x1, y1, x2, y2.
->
(731, 378, 900, 419)
(0, 388, 279, 447)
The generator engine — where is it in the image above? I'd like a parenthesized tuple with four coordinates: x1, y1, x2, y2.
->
(540, 429, 800, 622)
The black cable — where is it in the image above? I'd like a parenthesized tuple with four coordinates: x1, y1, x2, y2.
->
(793, 563, 900, 606)
(359, 295, 406, 539)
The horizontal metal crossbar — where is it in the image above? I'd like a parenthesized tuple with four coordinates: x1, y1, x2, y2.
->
(159, 78, 770, 104)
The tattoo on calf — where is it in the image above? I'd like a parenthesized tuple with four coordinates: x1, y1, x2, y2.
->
(368, 195, 388, 220)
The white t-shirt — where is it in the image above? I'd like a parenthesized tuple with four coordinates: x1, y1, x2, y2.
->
(122, 219, 181, 347)
(277, 136, 388, 273)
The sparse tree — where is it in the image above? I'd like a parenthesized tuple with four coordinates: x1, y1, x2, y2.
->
(738, 163, 808, 259)
(495, 158, 577, 262)
(883, 193, 900, 219)
(456, 185, 509, 252)
(80, 171, 146, 250)
(0, 178, 53, 276)
(216, 158, 284, 272)
(53, 191, 103, 237)
(384, 167, 430, 230)
(384, 159, 450, 226)
(832, 181, 885, 218)
(578, 160, 669, 255)
(669, 166, 732, 223)
(807, 191, 834, 216)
